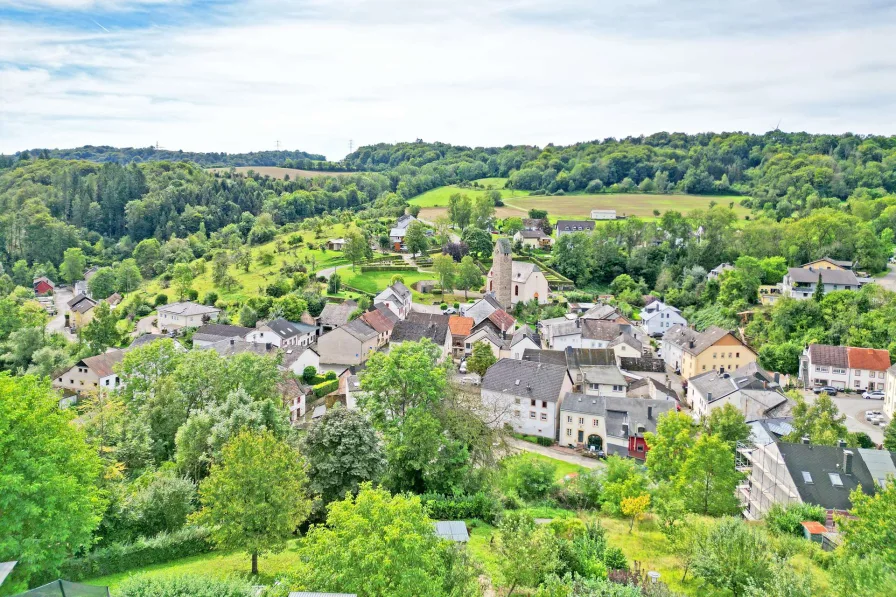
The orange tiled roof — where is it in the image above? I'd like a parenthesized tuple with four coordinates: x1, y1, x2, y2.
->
(800, 521, 827, 535)
(448, 315, 474, 337)
(360, 309, 395, 333)
(846, 347, 891, 371)
(488, 309, 516, 331)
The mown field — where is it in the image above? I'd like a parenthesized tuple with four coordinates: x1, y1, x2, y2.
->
(208, 166, 355, 179)
(408, 177, 530, 207)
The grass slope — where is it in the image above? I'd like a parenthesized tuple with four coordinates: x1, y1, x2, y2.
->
(408, 177, 530, 207)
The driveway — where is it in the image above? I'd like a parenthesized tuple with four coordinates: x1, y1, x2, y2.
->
(46, 287, 76, 340)
(506, 437, 604, 470)
(874, 264, 896, 292)
(316, 263, 352, 280)
(804, 390, 887, 444)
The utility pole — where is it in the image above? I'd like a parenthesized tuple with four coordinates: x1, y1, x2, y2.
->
(276, 140, 281, 151)
(349, 139, 353, 153)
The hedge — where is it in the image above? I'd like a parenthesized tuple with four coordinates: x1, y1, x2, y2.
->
(313, 379, 339, 397)
(46, 526, 213, 583)
(512, 432, 553, 447)
(420, 492, 502, 524)
(359, 265, 418, 272)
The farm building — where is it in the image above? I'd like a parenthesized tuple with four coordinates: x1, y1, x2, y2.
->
(33, 277, 55, 295)
(590, 209, 617, 220)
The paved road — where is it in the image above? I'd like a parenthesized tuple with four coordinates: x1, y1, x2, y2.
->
(804, 390, 887, 444)
(46, 287, 76, 340)
(874, 264, 896, 292)
(316, 263, 352, 281)
(506, 437, 604, 470)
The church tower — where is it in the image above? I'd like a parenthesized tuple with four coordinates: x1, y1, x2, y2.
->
(492, 238, 512, 309)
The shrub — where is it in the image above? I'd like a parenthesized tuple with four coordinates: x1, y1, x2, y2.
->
(359, 265, 417, 272)
(453, 302, 460, 309)
(325, 370, 337, 381)
(440, 303, 447, 310)
(313, 379, 338, 397)
(420, 492, 502, 524)
(500, 455, 556, 502)
(118, 574, 254, 597)
(765, 503, 826, 536)
(202, 291, 218, 306)
(603, 545, 629, 571)
(536, 436, 553, 447)
(185, 288, 199, 301)
(52, 526, 213, 582)
(302, 366, 317, 384)
(154, 293, 168, 307)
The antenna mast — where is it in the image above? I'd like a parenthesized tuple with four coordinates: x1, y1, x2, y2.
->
(349, 139, 353, 153)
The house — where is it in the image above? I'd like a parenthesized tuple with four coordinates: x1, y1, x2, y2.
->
(522, 218, 547, 232)
(798, 344, 890, 392)
(326, 238, 346, 251)
(480, 358, 573, 440)
(374, 282, 412, 320)
(396, 214, 417, 230)
(105, 293, 123, 308)
(508, 325, 540, 359)
(316, 319, 379, 365)
(538, 317, 581, 350)
(661, 324, 757, 379)
(129, 333, 177, 350)
(192, 324, 252, 348)
(581, 320, 623, 349)
(739, 439, 895, 521)
(157, 301, 221, 330)
(277, 376, 312, 424)
(590, 209, 617, 220)
(245, 318, 316, 349)
(627, 377, 678, 403)
(639, 301, 686, 337)
(465, 327, 504, 359)
(67, 293, 98, 328)
(608, 333, 642, 361)
(559, 394, 674, 457)
(33, 276, 55, 295)
(53, 349, 125, 395)
(281, 345, 320, 376)
(521, 347, 622, 395)
(390, 318, 452, 361)
(513, 229, 553, 248)
(707, 263, 734, 280)
(885, 364, 896, 418)
(555, 220, 595, 237)
(580, 363, 628, 397)
(481, 308, 516, 336)
(800, 257, 853, 271)
(388, 227, 407, 250)
(449, 316, 475, 359)
(486, 239, 549, 307)
(781, 267, 861, 300)
(687, 362, 791, 420)
(360, 305, 399, 347)
(759, 285, 783, 305)
(462, 294, 502, 326)
(317, 300, 359, 333)
(199, 338, 277, 358)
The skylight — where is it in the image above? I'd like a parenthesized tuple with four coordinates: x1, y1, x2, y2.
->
(801, 471, 813, 484)
(829, 473, 844, 487)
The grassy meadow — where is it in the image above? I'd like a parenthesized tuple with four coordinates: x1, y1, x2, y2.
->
(408, 177, 530, 208)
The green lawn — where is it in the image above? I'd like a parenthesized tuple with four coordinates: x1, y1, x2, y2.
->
(338, 268, 435, 295)
(516, 452, 586, 481)
(408, 178, 531, 207)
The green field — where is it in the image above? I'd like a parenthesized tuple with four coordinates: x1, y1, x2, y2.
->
(408, 177, 531, 207)
(337, 268, 434, 295)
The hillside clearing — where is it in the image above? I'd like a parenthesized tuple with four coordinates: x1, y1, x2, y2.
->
(208, 166, 355, 179)
(408, 178, 530, 207)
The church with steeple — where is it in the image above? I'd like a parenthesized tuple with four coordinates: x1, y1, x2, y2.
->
(486, 238, 550, 309)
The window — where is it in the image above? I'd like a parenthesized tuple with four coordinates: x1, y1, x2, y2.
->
(636, 444, 644, 452)
(514, 410, 520, 418)
(815, 366, 829, 373)
(802, 471, 813, 484)
(829, 473, 844, 487)
(588, 383, 600, 390)
(531, 399, 536, 406)
(566, 429, 572, 436)
(702, 365, 707, 371)
(567, 416, 572, 423)
(542, 401, 547, 408)
(833, 368, 845, 374)
(854, 380, 861, 388)
(712, 352, 717, 359)
(540, 413, 547, 421)
(514, 285, 519, 297)
(613, 385, 623, 392)
(578, 417, 584, 425)
(465, 343, 471, 349)
(515, 398, 521, 405)
(592, 419, 599, 426)
(529, 412, 536, 419)
(735, 352, 740, 358)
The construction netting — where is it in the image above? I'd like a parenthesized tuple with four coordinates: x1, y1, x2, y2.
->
(14, 580, 110, 597)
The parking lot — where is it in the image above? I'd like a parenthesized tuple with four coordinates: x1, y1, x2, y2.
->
(803, 390, 888, 444)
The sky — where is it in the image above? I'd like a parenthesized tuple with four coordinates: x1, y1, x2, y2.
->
(1, 0, 896, 160)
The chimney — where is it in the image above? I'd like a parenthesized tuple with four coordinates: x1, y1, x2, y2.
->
(576, 319, 581, 328)
(648, 406, 653, 419)
(843, 450, 854, 475)
(837, 439, 847, 447)
(801, 436, 810, 444)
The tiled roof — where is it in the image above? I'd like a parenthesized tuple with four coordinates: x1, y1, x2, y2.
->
(581, 304, 622, 321)
(468, 326, 503, 347)
(158, 301, 220, 317)
(200, 338, 274, 357)
(556, 220, 595, 233)
(517, 230, 549, 239)
(407, 312, 450, 325)
(318, 300, 358, 327)
(808, 344, 849, 368)
(340, 318, 379, 342)
(481, 358, 569, 402)
(129, 333, 169, 349)
(448, 315, 474, 337)
(511, 261, 539, 283)
(373, 303, 400, 324)
(619, 356, 666, 373)
(105, 292, 123, 306)
(463, 298, 497, 326)
(560, 393, 674, 437)
(510, 324, 540, 348)
(566, 347, 616, 368)
(787, 267, 859, 285)
(81, 349, 125, 378)
(520, 348, 568, 367)
(263, 318, 316, 339)
(70, 295, 98, 313)
(608, 332, 642, 352)
(360, 308, 395, 333)
(488, 309, 516, 332)
(281, 345, 319, 368)
(846, 347, 891, 371)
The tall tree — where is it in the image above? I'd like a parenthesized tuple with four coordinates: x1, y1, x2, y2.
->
(840, 479, 896, 566)
(404, 221, 429, 257)
(82, 300, 122, 353)
(466, 341, 496, 377)
(644, 411, 697, 482)
(703, 403, 751, 446)
(61, 247, 86, 285)
(461, 227, 492, 258)
(87, 267, 117, 299)
(456, 255, 482, 299)
(675, 434, 743, 516)
(342, 227, 370, 271)
(172, 263, 194, 301)
(115, 258, 142, 293)
(194, 430, 310, 575)
(432, 254, 456, 293)
(471, 193, 495, 228)
(447, 193, 473, 230)
(693, 518, 772, 597)
(496, 511, 559, 596)
(0, 374, 105, 592)
(784, 393, 853, 446)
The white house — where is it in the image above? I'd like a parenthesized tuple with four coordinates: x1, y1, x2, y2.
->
(581, 320, 623, 349)
(157, 301, 221, 330)
(53, 349, 125, 395)
(608, 333, 642, 362)
(191, 324, 252, 348)
(555, 220, 596, 237)
(687, 363, 791, 421)
(580, 364, 628, 397)
(465, 327, 504, 358)
(885, 365, 896, 418)
(639, 301, 686, 337)
(486, 261, 550, 306)
(782, 267, 861, 300)
(326, 238, 346, 251)
(591, 209, 617, 220)
(245, 318, 316, 349)
(481, 359, 573, 440)
(513, 229, 553, 248)
(281, 345, 321, 376)
(316, 319, 380, 365)
(707, 263, 734, 280)
(374, 282, 412, 320)
(540, 318, 582, 350)
(508, 325, 540, 359)
(799, 344, 890, 392)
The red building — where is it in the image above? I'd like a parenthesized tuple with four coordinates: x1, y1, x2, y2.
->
(33, 277, 55, 295)
(628, 436, 650, 460)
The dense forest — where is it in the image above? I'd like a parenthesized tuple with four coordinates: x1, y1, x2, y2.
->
(1, 146, 325, 167)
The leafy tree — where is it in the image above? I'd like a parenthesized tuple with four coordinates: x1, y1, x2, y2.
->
(758, 341, 802, 375)
(61, 247, 86, 284)
(447, 193, 473, 230)
(194, 430, 310, 575)
(0, 374, 104, 592)
(343, 227, 370, 271)
(666, 514, 711, 582)
(461, 227, 493, 258)
(432, 254, 456, 293)
(743, 557, 813, 597)
(404, 221, 429, 257)
(675, 434, 743, 516)
(600, 455, 649, 515)
(11, 260, 31, 287)
(813, 272, 825, 302)
(504, 217, 524, 236)
(378, 234, 391, 253)
(693, 518, 772, 597)
(456, 255, 482, 299)
(466, 340, 496, 377)
(273, 294, 308, 321)
(172, 263, 193, 301)
(644, 411, 696, 482)
(239, 305, 258, 327)
(552, 232, 594, 286)
(496, 511, 559, 596)
(703, 403, 751, 445)
(82, 300, 122, 353)
(88, 266, 117, 299)
(327, 272, 341, 294)
(234, 247, 251, 273)
(500, 454, 556, 501)
(528, 209, 548, 220)
(783, 393, 853, 446)
(764, 502, 825, 537)
(621, 494, 650, 533)
(471, 193, 495, 228)
(292, 484, 478, 597)
(115, 259, 143, 293)
(829, 554, 896, 597)
(884, 418, 896, 451)
(840, 478, 896, 566)
(133, 238, 162, 277)
(301, 405, 386, 504)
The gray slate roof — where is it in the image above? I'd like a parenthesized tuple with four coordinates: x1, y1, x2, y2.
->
(561, 393, 674, 437)
(619, 356, 666, 373)
(510, 324, 540, 348)
(581, 320, 622, 342)
(787, 267, 860, 286)
(481, 358, 569, 402)
(581, 365, 628, 386)
(463, 297, 499, 326)
(391, 319, 449, 344)
(518, 229, 550, 239)
(556, 220, 595, 233)
(200, 338, 274, 357)
(318, 300, 358, 327)
(158, 301, 220, 317)
(581, 304, 622, 321)
(808, 344, 849, 368)
(340, 318, 379, 342)
(662, 325, 737, 356)
(196, 324, 251, 338)
(511, 261, 539, 282)
(608, 332, 642, 352)
(495, 238, 512, 255)
(520, 348, 569, 367)
(566, 347, 616, 368)
(129, 333, 169, 349)
(264, 318, 316, 339)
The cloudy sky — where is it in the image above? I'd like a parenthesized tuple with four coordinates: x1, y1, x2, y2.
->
(1, 0, 895, 160)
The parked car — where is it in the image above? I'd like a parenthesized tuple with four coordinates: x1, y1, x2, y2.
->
(813, 386, 838, 396)
(862, 390, 885, 400)
(866, 411, 882, 421)
(444, 307, 457, 315)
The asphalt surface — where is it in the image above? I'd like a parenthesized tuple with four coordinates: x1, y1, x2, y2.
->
(874, 263, 896, 292)
(803, 390, 888, 444)
(46, 287, 76, 340)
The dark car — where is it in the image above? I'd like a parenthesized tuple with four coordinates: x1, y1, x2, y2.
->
(813, 386, 838, 396)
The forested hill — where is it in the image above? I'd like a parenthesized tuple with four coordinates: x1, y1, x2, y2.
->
(9, 146, 326, 167)
(344, 132, 896, 219)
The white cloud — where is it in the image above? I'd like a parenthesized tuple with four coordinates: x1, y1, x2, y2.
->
(1, 2, 895, 159)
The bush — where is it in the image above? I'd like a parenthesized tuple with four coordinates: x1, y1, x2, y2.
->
(324, 370, 337, 381)
(603, 545, 629, 571)
(359, 265, 417, 272)
(51, 526, 213, 583)
(185, 288, 199, 301)
(536, 436, 553, 447)
(313, 379, 338, 397)
(118, 574, 254, 597)
(440, 303, 447, 310)
(765, 502, 826, 536)
(500, 454, 556, 502)
(453, 302, 460, 309)
(302, 366, 317, 384)
(420, 492, 502, 524)
(202, 291, 218, 306)
(154, 293, 168, 307)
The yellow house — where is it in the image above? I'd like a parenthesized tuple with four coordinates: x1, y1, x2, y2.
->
(799, 257, 852, 271)
(661, 325, 757, 381)
(67, 294, 98, 329)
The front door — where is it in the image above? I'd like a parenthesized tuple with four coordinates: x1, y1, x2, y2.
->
(577, 430, 584, 443)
